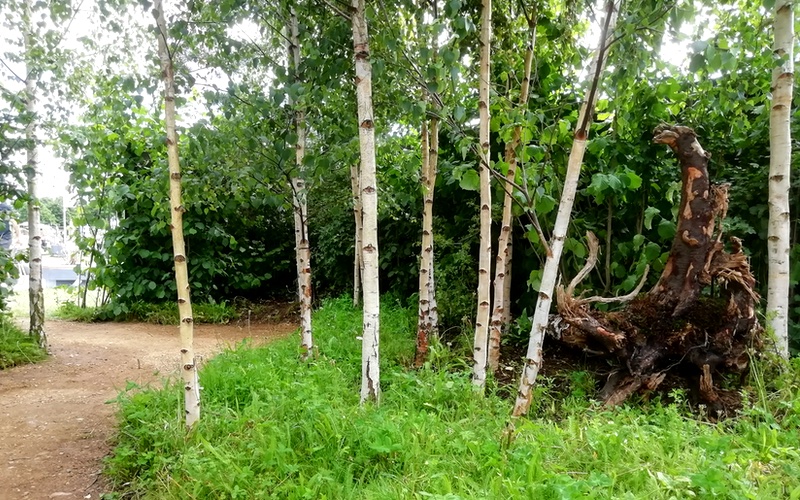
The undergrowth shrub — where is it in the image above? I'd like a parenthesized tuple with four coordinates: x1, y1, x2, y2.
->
(105, 297, 800, 499)
(54, 301, 238, 324)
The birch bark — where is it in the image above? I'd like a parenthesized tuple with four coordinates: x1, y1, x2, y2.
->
(351, 0, 381, 402)
(472, 0, 492, 388)
(154, 0, 200, 426)
(767, 0, 793, 359)
(287, 8, 313, 358)
(513, 0, 618, 416)
(488, 16, 536, 373)
(413, 1, 441, 367)
(415, 116, 440, 366)
(23, 0, 45, 348)
(416, 120, 433, 366)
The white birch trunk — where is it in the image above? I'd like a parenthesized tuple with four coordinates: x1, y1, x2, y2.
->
(351, 0, 381, 403)
(415, 117, 439, 366)
(502, 231, 512, 326)
(767, 0, 793, 359)
(154, 0, 200, 427)
(416, 120, 433, 366)
(488, 20, 536, 373)
(429, 251, 439, 331)
(428, 118, 439, 335)
(473, 0, 492, 387)
(350, 163, 362, 307)
(513, 0, 618, 416)
(23, 0, 45, 348)
(414, 4, 440, 366)
(288, 8, 313, 357)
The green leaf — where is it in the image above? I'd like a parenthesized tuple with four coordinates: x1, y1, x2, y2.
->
(536, 194, 556, 215)
(644, 242, 661, 261)
(644, 207, 660, 230)
(459, 169, 480, 191)
(624, 171, 642, 190)
(688, 53, 706, 73)
(657, 219, 676, 240)
(620, 273, 638, 293)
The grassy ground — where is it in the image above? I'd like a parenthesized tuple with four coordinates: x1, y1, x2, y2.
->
(0, 316, 46, 369)
(104, 297, 800, 499)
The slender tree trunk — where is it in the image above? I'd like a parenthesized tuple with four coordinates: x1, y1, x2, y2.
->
(513, 0, 618, 416)
(488, 16, 536, 373)
(23, 0, 45, 349)
(154, 0, 200, 427)
(472, 0, 492, 388)
(503, 231, 512, 326)
(287, 8, 313, 358)
(428, 118, 439, 336)
(767, 0, 793, 358)
(414, 2, 440, 368)
(415, 116, 440, 366)
(429, 249, 439, 331)
(350, 163, 362, 307)
(351, 0, 380, 403)
(415, 121, 433, 366)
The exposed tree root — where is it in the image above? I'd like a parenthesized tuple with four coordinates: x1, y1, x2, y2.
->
(549, 126, 763, 417)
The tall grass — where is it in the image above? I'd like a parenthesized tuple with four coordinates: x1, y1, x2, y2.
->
(105, 297, 800, 499)
(0, 315, 47, 369)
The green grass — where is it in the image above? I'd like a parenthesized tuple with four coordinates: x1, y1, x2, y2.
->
(104, 297, 800, 499)
(53, 300, 238, 324)
(0, 315, 47, 369)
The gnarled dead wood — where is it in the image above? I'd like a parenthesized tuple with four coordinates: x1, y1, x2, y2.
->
(549, 125, 763, 413)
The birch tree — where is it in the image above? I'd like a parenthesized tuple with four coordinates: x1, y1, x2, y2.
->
(414, 2, 440, 367)
(767, 0, 793, 358)
(287, 7, 313, 358)
(488, 12, 537, 373)
(154, 0, 200, 426)
(472, 0, 492, 388)
(351, 0, 381, 403)
(513, 0, 618, 416)
(22, 0, 45, 348)
(415, 117, 440, 366)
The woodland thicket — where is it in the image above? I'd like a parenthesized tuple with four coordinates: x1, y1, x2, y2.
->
(1, 0, 798, 402)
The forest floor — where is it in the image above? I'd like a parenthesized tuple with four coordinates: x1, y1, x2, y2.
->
(0, 319, 297, 500)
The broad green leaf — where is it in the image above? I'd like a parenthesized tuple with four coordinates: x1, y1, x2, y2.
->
(459, 169, 480, 191)
(658, 219, 676, 240)
(644, 243, 661, 262)
(624, 171, 642, 190)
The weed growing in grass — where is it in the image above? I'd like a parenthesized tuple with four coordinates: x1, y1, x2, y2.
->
(104, 297, 800, 499)
(0, 315, 46, 369)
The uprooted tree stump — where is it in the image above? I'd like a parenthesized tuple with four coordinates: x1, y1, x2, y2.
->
(551, 125, 762, 416)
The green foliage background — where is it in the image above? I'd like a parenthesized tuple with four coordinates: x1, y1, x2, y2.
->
(0, 0, 795, 345)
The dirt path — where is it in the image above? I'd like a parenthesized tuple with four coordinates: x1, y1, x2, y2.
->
(0, 320, 296, 499)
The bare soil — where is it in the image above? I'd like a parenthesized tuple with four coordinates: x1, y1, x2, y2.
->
(0, 320, 296, 500)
